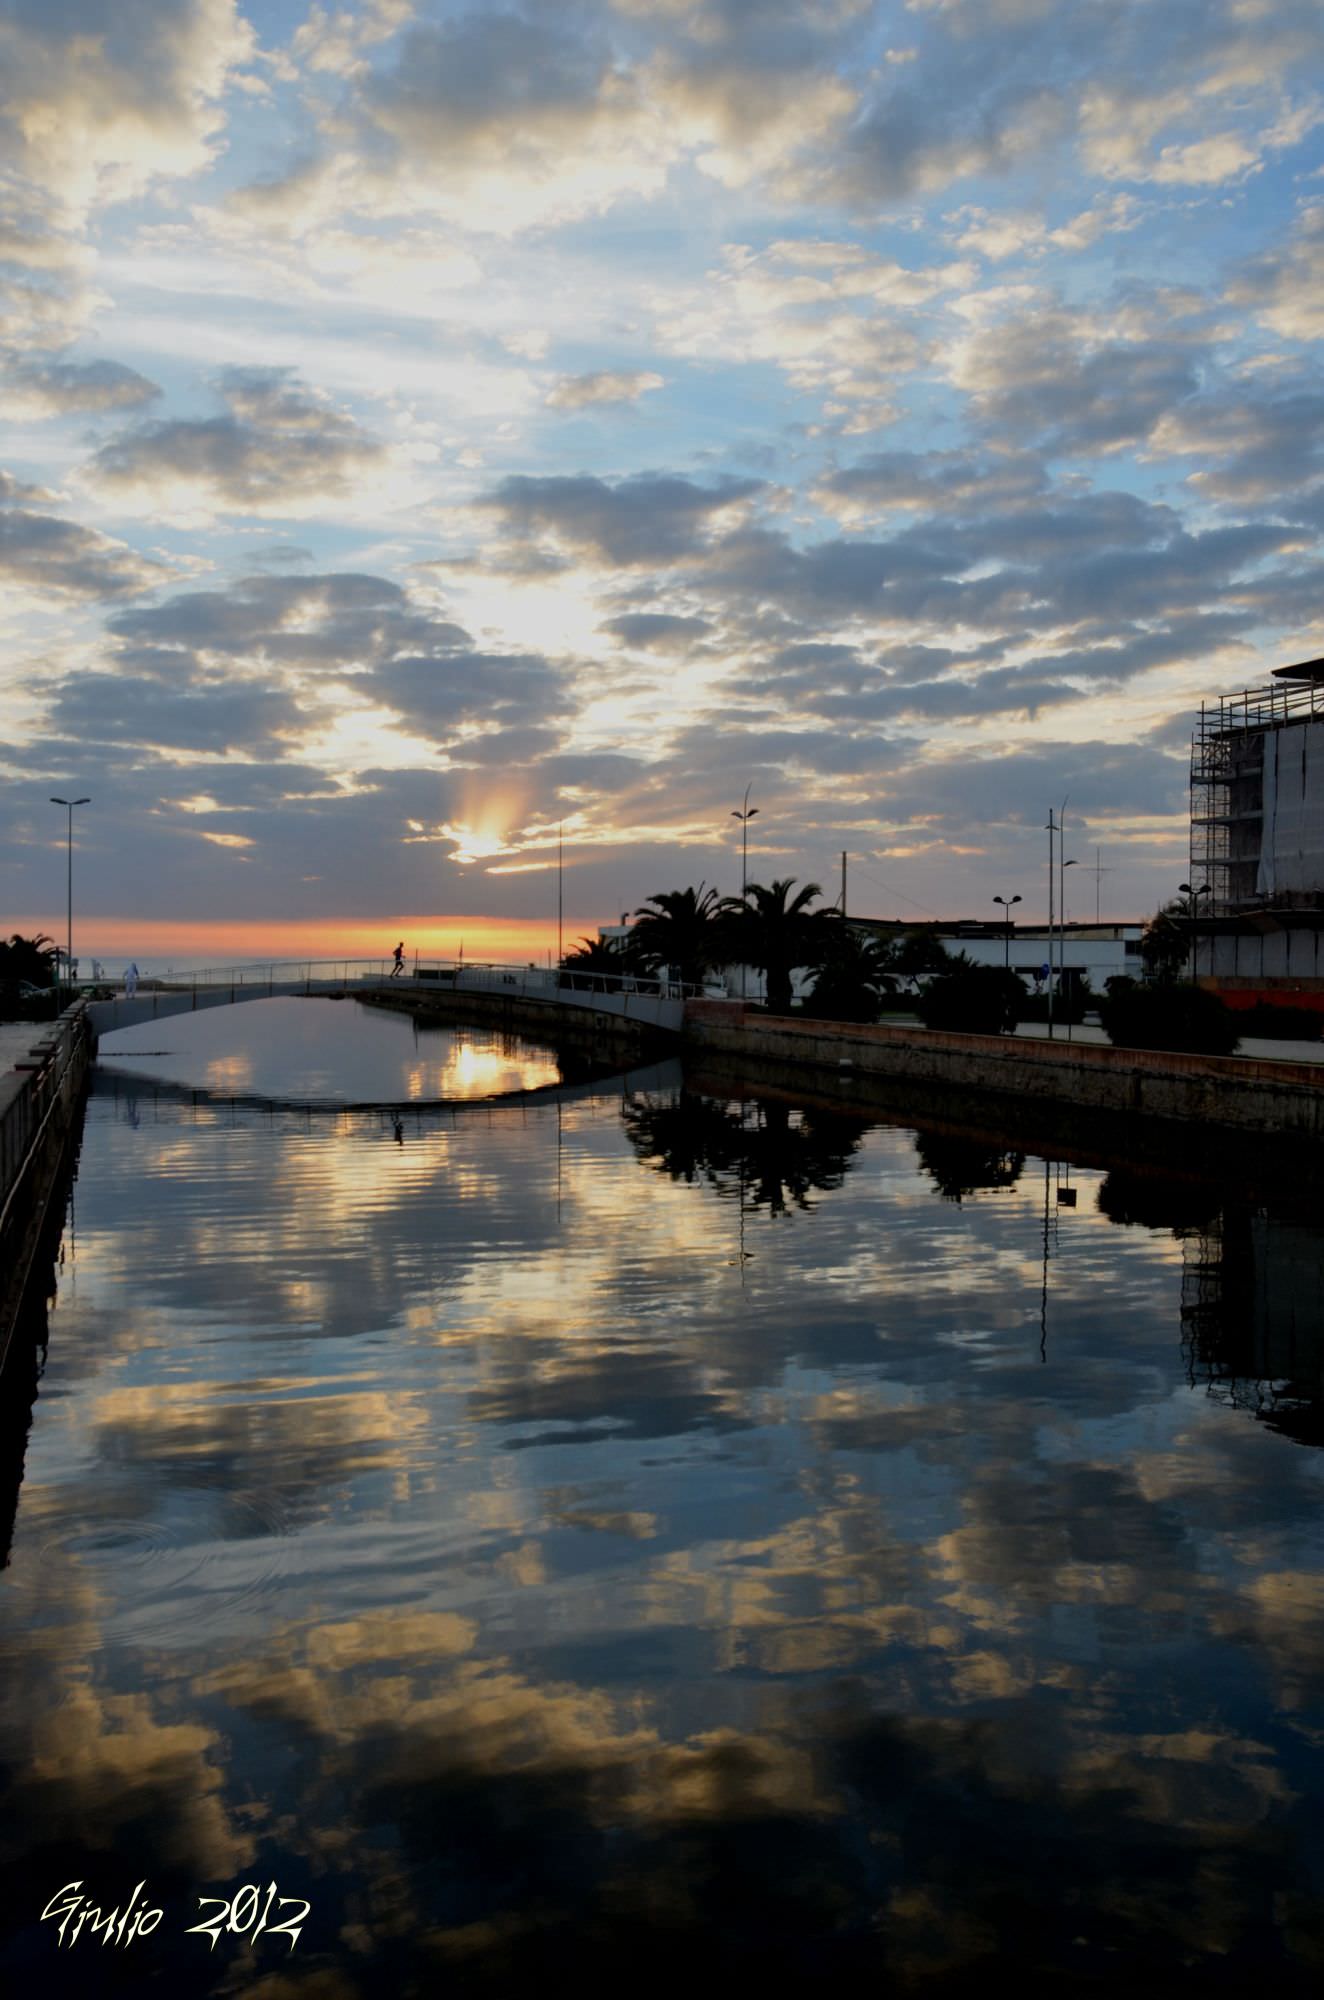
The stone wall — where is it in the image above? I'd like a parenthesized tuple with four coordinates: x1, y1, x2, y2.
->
(0, 1002, 95, 1367)
(681, 1003, 1324, 1140)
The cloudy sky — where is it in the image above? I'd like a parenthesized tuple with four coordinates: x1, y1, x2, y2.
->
(3, 0, 1323, 962)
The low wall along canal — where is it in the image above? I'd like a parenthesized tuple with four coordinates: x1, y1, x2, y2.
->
(681, 1003, 1324, 1141)
(0, 1002, 95, 1367)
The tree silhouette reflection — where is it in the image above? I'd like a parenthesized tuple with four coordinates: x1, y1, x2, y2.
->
(621, 1091, 869, 1215)
(912, 1133, 1025, 1203)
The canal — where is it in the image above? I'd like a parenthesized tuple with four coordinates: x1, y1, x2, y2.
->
(2, 998, 1322, 1992)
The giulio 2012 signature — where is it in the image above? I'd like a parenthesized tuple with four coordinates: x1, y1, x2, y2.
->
(41, 1878, 310, 1952)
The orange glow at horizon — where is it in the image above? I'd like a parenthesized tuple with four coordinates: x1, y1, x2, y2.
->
(10, 914, 587, 966)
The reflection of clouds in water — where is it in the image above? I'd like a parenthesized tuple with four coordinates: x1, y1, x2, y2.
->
(3, 1075, 1324, 1986)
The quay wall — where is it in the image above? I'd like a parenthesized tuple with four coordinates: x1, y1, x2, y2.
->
(681, 1004, 1324, 1141)
(0, 1003, 95, 1368)
(361, 983, 677, 1058)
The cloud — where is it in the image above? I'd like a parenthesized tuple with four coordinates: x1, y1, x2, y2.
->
(83, 368, 389, 519)
(601, 612, 715, 651)
(0, 499, 164, 600)
(1229, 201, 1324, 342)
(545, 370, 665, 410)
(1147, 371, 1324, 503)
(333, 9, 673, 232)
(946, 297, 1205, 456)
(483, 470, 763, 566)
(0, 0, 255, 215)
(39, 671, 309, 755)
(2, 356, 161, 419)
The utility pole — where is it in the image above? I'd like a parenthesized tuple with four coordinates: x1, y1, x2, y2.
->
(840, 850, 847, 919)
(1045, 808, 1057, 1039)
(1089, 846, 1114, 924)
(557, 820, 563, 968)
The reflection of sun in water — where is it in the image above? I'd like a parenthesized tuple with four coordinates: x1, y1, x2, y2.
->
(405, 1034, 560, 1100)
(204, 1054, 256, 1092)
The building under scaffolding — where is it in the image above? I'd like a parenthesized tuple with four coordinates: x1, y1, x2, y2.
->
(1190, 656, 1324, 1001)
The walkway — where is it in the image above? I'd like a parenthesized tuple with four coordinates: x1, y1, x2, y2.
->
(85, 958, 698, 1040)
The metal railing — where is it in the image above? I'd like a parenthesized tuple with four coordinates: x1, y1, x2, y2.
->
(77, 957, 722, 1005)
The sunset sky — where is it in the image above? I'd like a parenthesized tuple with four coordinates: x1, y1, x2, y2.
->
(4, 0, 1323, 964)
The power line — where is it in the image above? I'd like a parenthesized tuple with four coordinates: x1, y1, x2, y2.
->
(846, 862, 942, 919)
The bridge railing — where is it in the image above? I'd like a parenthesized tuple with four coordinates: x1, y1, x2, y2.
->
(79, 958, 721, 1003)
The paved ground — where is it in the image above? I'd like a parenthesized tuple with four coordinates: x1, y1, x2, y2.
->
(1012, 1019, 1324, 1065)
(0, 1022, 52, 1074)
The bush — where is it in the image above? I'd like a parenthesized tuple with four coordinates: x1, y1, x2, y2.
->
(1098, 981, 1239, 1056)
(0, 982, 60, 1023)
(916, 965, 1024, 1036)
(1232, 1004, 1324, 1042)
(1019, 976, 1096, 1026)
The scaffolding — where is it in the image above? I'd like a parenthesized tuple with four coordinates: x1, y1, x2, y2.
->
(1190, 663, 1324, 917)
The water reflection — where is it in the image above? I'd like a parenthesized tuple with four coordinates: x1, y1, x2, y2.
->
(1, 1051, 1323, 1992)
(622, 1088, 869, 1214)
(98, 996, 564, 1102)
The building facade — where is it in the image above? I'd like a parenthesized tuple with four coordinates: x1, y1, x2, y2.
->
(1191, 657, 1324, 1008)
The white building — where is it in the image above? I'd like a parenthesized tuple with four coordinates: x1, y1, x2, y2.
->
(597, 915, 1144, 1002)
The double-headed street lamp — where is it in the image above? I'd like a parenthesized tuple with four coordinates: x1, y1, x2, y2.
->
(1178, 880, 1210, 981)
(731, 785, 758, 1002)
(993, 894, 1021, 970)
(50, 795, 90, 1001)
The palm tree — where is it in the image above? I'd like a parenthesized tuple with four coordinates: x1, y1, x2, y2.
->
(0, 932, 57, 987)
(631, 884, 727, 987)
(719, 878, 838, 1014)
(559, 935, 645, 972)
(877, 928, 953, 994)
(803, 924, 897, 1022)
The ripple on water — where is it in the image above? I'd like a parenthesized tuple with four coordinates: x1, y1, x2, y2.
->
(20, 1490, 297, 1652)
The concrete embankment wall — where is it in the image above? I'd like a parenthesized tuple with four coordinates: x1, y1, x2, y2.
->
(681, 1003, 1324, 1141)
(0, 1003, 95, 1367)
(362, 983, 678, 1058)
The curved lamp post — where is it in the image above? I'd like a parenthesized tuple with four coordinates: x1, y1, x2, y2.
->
(993, 893, 1022, 970)
(731, 785, 758, 1001)
(49, 795, 90, 1003)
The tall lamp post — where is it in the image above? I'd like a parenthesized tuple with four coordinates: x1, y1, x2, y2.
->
(50, 794, 90, 1003)
(731, 785, 758, 1002)
(1178, 881, 1209, 981)
(1061, 857, 1078, 1038)
(1048, 804, 1072, 1040)
(993, 894, 1021, 970)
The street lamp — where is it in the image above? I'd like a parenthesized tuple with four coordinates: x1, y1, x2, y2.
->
(1178, 881, 1209, 981)
(1061, 858, 1078, 1038)
(1045, 803, 1070, 1037)
(731, 785, 758, 1001)
(993, 894, 1021, 970)
(49, 795, 90, 1003)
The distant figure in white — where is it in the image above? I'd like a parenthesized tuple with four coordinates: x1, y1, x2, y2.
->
(124, 962, 139, 997)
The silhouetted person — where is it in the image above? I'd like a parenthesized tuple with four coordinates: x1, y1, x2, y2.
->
(393, 1116, 404, 1145)
(391, 941, 405, 977)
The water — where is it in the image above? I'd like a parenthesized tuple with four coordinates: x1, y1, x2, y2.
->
(2, 1008, 1323, 1992)
(97, 994, 564, 1102)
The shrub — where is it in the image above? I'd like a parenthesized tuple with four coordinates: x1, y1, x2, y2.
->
(915, 965, 1024, 1036)
(1098, 981, 1239, 1056)
(1232, 1004, 1324, 1042)
(1019, 975, 1096, 1026)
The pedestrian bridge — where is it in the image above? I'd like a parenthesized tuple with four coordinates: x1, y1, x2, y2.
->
(87, 957, 706, 1041)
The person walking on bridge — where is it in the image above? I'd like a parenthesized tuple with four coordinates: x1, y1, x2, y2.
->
(391, 941, 405, 978)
